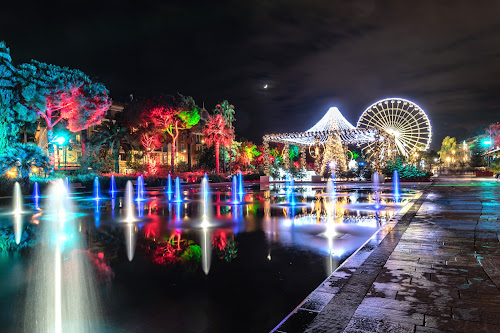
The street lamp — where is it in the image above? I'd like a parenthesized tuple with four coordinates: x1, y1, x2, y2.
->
(53, 135, 69, 171)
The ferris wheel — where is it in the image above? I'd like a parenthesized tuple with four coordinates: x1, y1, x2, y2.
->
(357, 98, 432, 156)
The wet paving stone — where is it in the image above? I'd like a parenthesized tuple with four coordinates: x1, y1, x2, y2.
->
(299, 292, 334, 312)
(278, 179, 500, 332)
(274, 309, 318, 333)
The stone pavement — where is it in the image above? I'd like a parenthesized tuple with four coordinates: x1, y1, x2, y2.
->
(274, 178, 500, 332)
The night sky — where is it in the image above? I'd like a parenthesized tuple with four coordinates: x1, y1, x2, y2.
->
(2, 0, 500, 148)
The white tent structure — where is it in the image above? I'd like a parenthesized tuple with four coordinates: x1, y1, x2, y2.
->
(262, 99, 432, 176)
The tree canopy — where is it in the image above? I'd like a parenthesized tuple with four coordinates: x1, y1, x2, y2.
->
(16, 59, 111, 132)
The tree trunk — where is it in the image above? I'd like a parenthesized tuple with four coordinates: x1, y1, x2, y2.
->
(222, 147, 226, 174)
(21, 167, 30, 188)
(81, 130, 87, 157)
(47, 128, 55, 174)
(113, 141, 120, 173)
(171, 138, 176, 173)
(187, 142, 192, 171)
(215, 142, 220, 175)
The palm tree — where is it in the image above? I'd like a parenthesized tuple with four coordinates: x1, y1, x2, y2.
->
(203, 114, 234, 174)
(91, 113, 134, 173)
(0, 143, 49, 185)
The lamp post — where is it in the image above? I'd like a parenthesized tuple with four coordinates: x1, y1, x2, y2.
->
(483, 138, 492, 167)
(53, 135, 68, 172)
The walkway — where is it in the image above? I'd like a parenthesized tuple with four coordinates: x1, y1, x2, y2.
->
(274, 178, 500, 332)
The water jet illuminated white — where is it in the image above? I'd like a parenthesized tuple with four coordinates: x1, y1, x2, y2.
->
(124, 180, 137, 261)
(24, 179, 101, 332)
(200, 227, 211, 275)
(13, 182, 23, 244)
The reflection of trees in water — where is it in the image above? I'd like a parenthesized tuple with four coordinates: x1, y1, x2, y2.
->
(213, 230, 237, 262)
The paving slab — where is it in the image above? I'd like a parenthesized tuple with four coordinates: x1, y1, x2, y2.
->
(273, 178, 500, 332)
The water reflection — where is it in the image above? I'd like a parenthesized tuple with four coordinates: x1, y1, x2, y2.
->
(9, 182, 416, 278)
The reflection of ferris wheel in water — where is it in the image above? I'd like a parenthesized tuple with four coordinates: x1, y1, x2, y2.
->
(357, 98, 432, 156)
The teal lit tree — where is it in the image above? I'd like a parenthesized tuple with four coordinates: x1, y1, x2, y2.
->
(0, 42, 37, 151)
(16, 60, 111, 170)
(0, 143, 49, 185)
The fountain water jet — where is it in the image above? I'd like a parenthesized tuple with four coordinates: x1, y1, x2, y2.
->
(166, 174, 173, 194)
(231, 175, 240, 204)
(285, 174, 296, 206)
(136, 175, 145, 201)
(93, 177, 101, 200)
(238, 171, 245, 196)
(373, 172, 380, 209)
(326, 178, 336, 197)
(110, 175, 117, 196)
(124, 180, 137, 261)
(173, 176, 182, 203)
(201, 227, 211, 275)
(393, 170, 400, 200)
(13, 182, 23, 244)
(65, 177, 70, 193)
(200, 174, 210, 227)
(24, 179, 102, 332)
(33, 181, 40, 199)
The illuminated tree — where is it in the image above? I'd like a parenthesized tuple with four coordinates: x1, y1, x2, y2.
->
(438, 136, 457, 167)
(140, 132, 162, 163)
(16, 60, 111, 170)
(91, 113, 133, 173)
(320, 134, 347, 176)
(132, 94, 199, 172)
(0, 143, 49, 185)
(203, 114, 235, 174)
(214, 100, 236, 128)
(214, 100, 236, 172)
(487, 122, 500, 148)
(0, 42, 37, 151)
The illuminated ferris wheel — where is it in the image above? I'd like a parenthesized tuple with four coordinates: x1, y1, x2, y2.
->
(357, 98, 432, 156)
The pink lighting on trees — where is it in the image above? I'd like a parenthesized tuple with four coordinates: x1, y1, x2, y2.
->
(203, 114, 235, 175)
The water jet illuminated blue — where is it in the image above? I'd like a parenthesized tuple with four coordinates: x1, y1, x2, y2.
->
(110, 175, 117, 195)
(33, 181, 40, 199)
(173, 176, 182, 203)
(166, 174, 173, 194)
(93, 177, 101, 201)
(238, 171, 245, 196)
(201, 174, 210, 227)
(393, 170, 400, 200)
(136, 175, 145, 201)
(231, 175, 240, 204)
(65, 177, 70, 193)
(285, 174, 296, 206)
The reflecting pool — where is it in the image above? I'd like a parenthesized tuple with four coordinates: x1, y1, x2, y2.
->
(0, 182, 417, 333)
